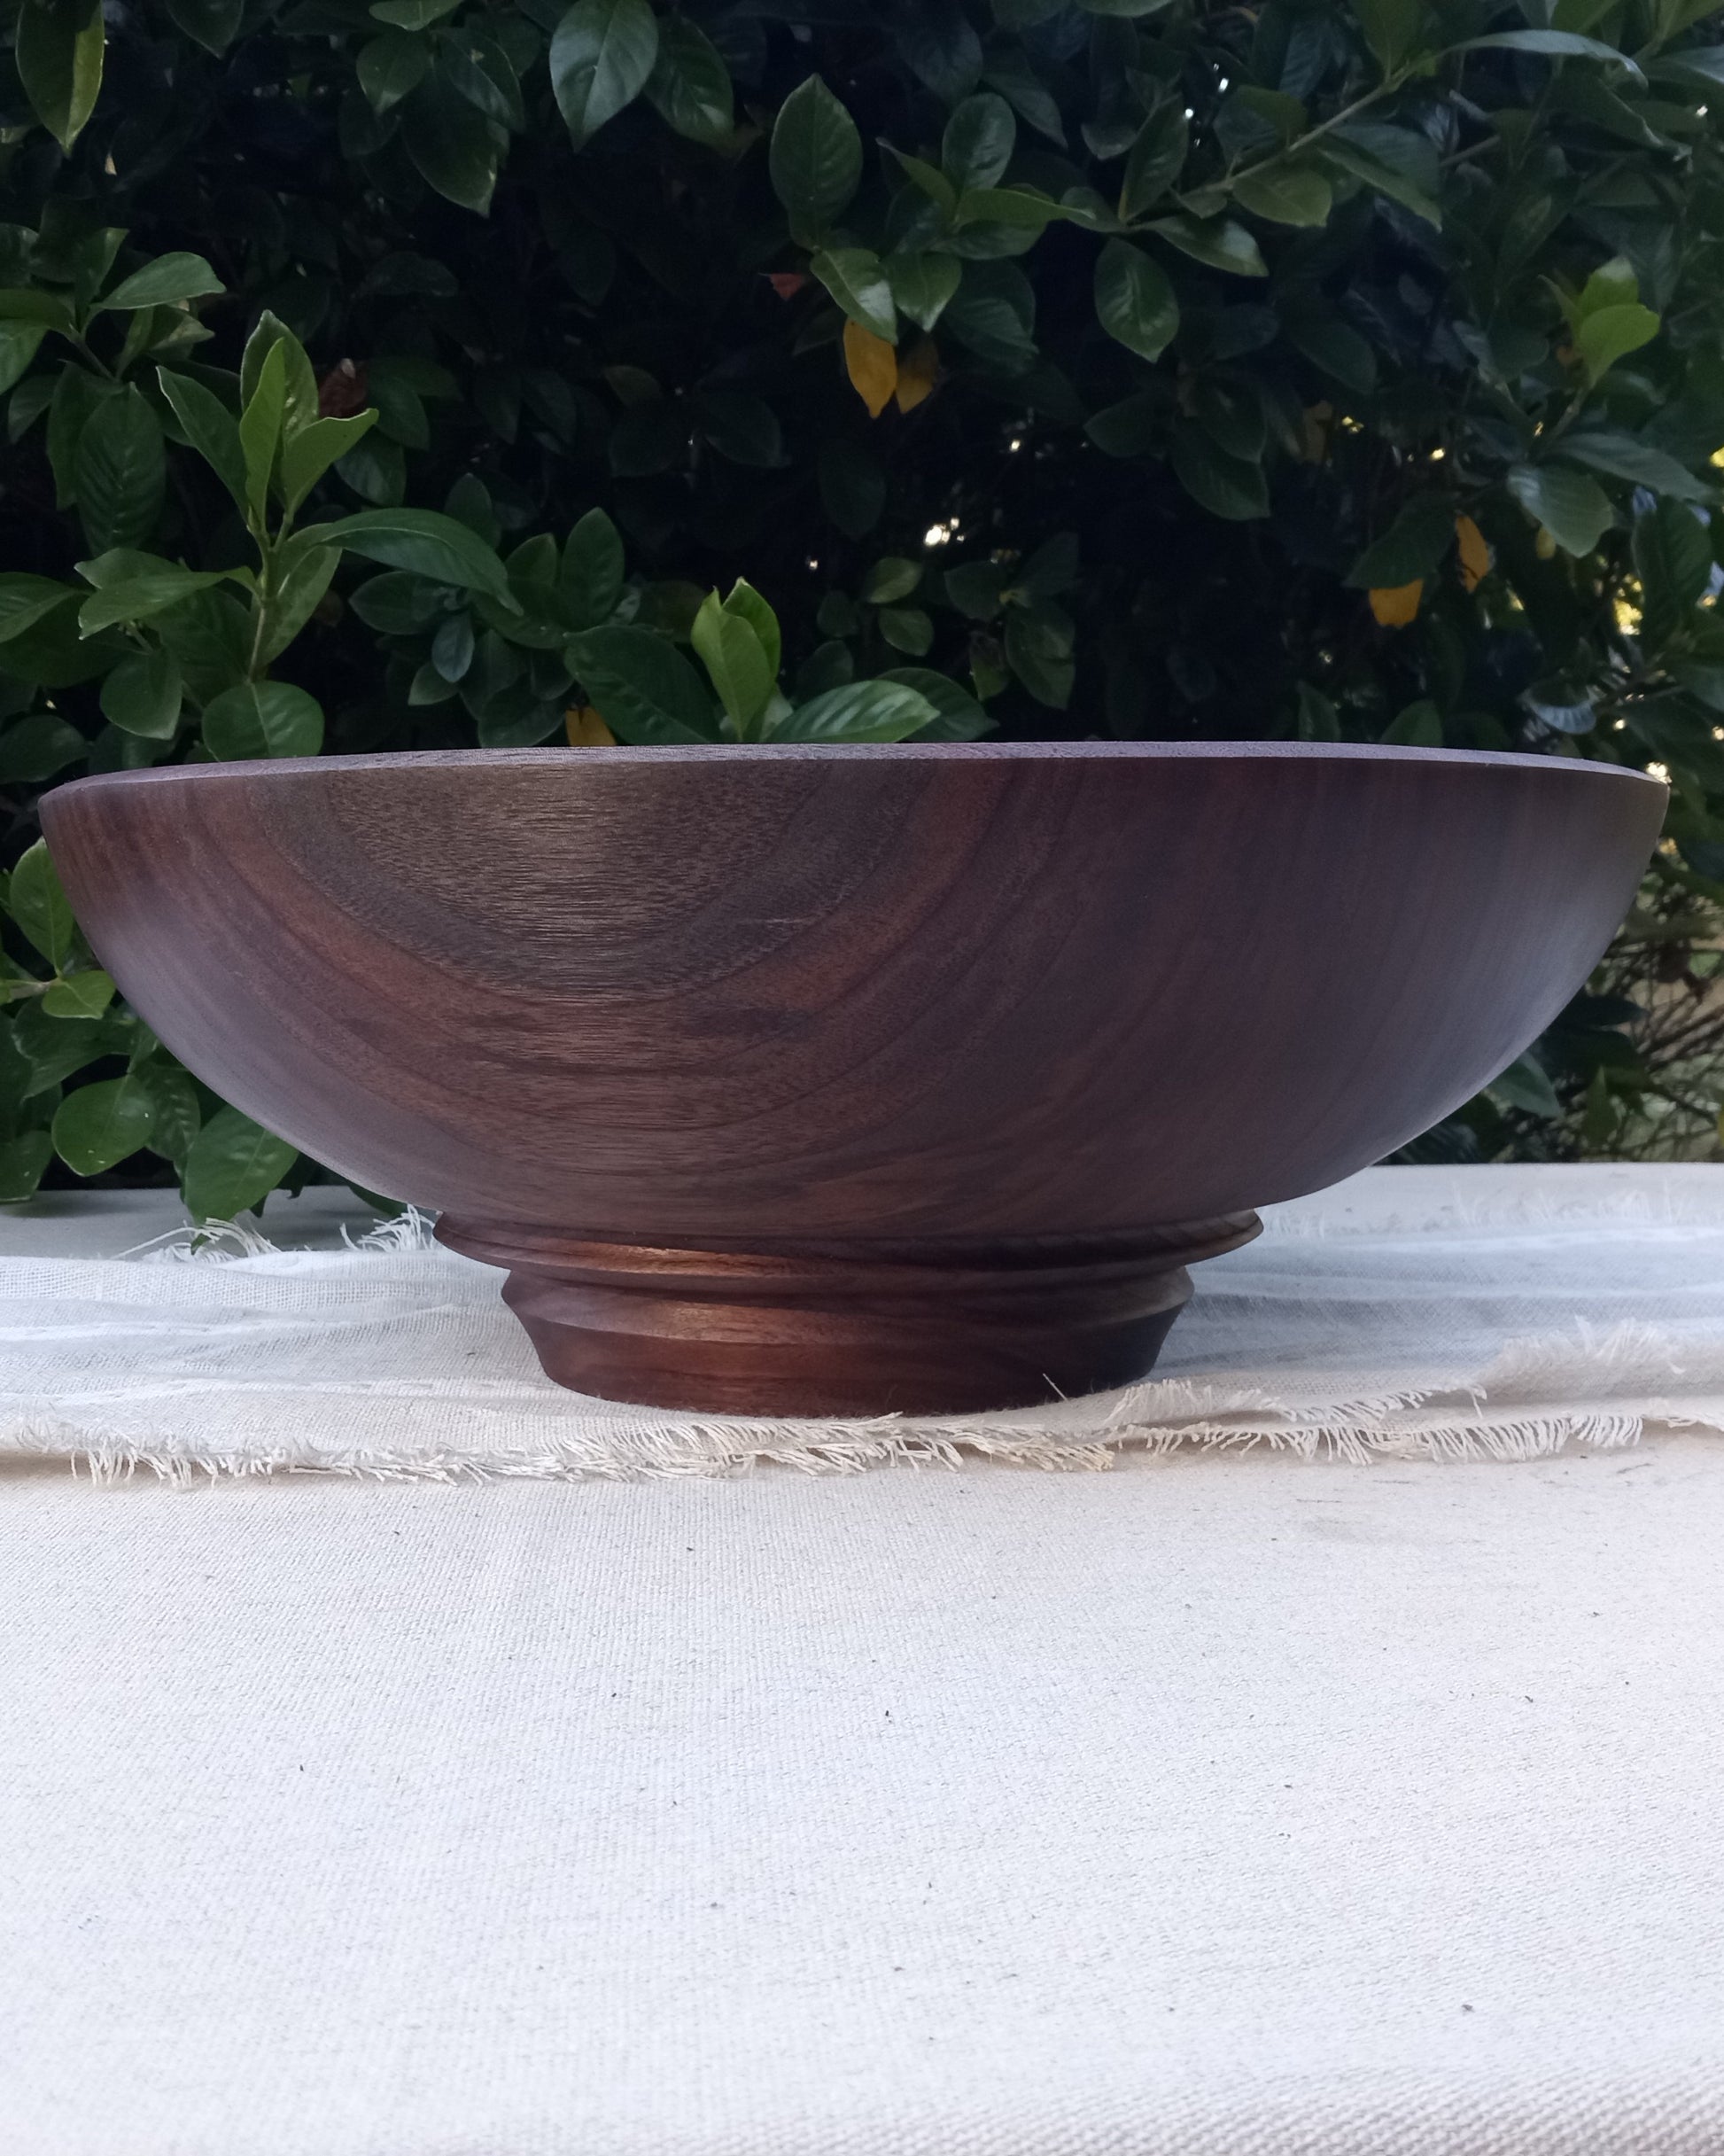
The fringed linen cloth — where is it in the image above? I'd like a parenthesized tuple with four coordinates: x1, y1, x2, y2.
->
(3, 1164, 1722, 1480)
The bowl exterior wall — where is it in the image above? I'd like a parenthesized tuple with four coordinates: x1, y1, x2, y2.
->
(41, 748, 1665, 1237)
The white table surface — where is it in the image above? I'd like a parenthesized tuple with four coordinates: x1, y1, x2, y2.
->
(4, 1173, 1723, 2155)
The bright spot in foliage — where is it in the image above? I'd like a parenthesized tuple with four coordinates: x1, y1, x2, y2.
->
(894, 336, 940, 414)
(565, 705, 616, 748)
(1456, 515, 1492, 594)
(843, 321, 897, 418)
(1370, 580, 1423, 627)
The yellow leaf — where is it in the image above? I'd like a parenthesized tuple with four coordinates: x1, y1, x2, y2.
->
(1456, 513, 1491, 594)
(1369, 580, 1423, 627)
(565, 705, 616, 748)
(1535, 526, 1557, 561)
(894, 337, 940, 414)
(843, 319, 897, 419)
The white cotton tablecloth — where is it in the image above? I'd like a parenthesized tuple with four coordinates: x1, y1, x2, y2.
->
(4, 1164, 1724, 1476)
(4, 1165, 1724, 2156)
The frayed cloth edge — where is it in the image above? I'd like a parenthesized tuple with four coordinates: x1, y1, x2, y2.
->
(4, 1405, 1719, 1485)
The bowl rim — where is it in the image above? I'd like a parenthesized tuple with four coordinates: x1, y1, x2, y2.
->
(43, 739, 1668, 800)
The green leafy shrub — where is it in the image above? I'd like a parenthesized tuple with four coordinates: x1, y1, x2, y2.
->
(4, 0, 1724, 1210)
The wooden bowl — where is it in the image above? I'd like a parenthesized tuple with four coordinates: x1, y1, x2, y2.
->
(41, 743, 1665, 1415)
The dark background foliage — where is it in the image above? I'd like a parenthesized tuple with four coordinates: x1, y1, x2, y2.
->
(4, 0, 1724, 1213)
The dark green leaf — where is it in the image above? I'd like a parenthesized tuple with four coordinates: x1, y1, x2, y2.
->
(944, 559, 1006, 619)
(97, 253, 223, 312)
(551, 0, 659, 146)
(0, 288, 77, 329)
(1345, 495, 1454, 588)
(878, 605, 933, 655)
(17, 0, 105, 152)
(182, 1106, 298, 1220)
(370, 0, 456, 27)
(1554, 432, 1712, 502)
(942, 261, 1037, 372)
(1003, 610, 1074, 706)
(0, 323, 46, 394)
(1231, 162, 1332, 228)
(157, 369, 247, 510)
(884, 144, 958, 220)
(239, 339, 286, 525)
(282, 412, 379, 513)
(571, 625, 720, 741)
(202, 681, 326, 760)
(75, 389, 165, 555)
(135, 1061, 201, 1167)
(1094, 239, 1178, 362)
(152, 584, 252, 703)
(0, 712, 84, 783)
(318, 510, 517, 604)
(812, 248, 897, 342)
(1119, 102, 1188, 221)
(100, 649, 182, 739)
(42, 968, 113, 1019)
(76, 551, 231, 634)
(431, 612, 475, 682)
(349, 572, 443, 634)
(876, 665, 995, 739)
(769, 679, 939, 742)
(943, 92, 1015, 192)
(897, 0, 982, 102)
(0, 1131, 53, 1204)
(443, 35, 523, 130)
(1147, 214, 1268, 276)
(402, 71, 503, 214)
(0, 574, 81, 647)
(12, 1003, 128, 1093)
(1488, 1051, 1561, 1118)
(863, 557, 920, 603)
(358, 31, 431, 113)
(1285, 314, 1378, 393)
(1379, 697, 1443, 746)
(239, 312, 319, 433)
(1319, 137, 1441, 225)
(1506, 463, 1614, 556)
(1634, 499, 1713, 642)
(1170, 424, 1270, 519)
(52, 1076, 154, 1177)
(1452, 29, 1644, 85)
(885, 253, 962, 333)
(1349, 0, 1425, 74)
(559, 507, 625, 629)
(645, 14, 733, 145)
(46, 367, 110, 510)
(769, 74, 862, 246)
(260, 543, 340, 665)
(166, 0, 243, 53)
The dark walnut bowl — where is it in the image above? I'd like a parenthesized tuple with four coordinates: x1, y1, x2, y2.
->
(42, 743, 1665, 1417)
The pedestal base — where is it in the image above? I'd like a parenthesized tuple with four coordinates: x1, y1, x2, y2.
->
(436, 1216, 1262, 1418)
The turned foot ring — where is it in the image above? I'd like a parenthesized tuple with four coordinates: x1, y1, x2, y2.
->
(435, 1216, 1262, 1418)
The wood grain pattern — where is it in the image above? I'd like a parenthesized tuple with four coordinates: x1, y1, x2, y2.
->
(41, 743, 1666, 1413)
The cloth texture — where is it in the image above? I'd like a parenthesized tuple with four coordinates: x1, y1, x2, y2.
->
(5, 1166, 1724, 2155)
(4, 1429, 1724, 2155)
(2, 1165, 1723, 1477)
